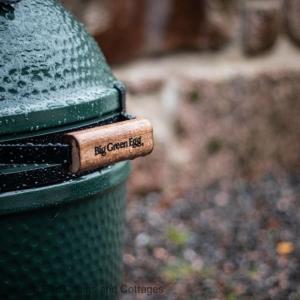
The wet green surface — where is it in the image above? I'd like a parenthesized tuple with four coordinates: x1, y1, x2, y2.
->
(0, 0, 118, 136)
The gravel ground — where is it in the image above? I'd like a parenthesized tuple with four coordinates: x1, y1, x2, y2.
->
(121, 172, 300, 300)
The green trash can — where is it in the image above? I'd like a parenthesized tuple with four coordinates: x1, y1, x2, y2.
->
(0, 0, 137, 299)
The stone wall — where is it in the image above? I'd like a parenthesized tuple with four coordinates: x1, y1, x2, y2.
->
(61, 0, 300, 64)
(113, 43, 300, 197)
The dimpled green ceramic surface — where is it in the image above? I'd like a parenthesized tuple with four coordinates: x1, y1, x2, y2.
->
(0, 162, 130, 300)
(0, 0, 119, 137)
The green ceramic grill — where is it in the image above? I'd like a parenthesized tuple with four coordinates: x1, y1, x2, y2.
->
(0, 0, 153, 299)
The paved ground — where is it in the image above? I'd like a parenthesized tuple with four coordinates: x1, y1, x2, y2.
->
(122, 172, 300, 300)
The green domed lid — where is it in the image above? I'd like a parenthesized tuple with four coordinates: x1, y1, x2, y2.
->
(0, 0, 120, 138)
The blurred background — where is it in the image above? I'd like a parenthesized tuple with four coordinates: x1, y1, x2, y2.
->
(61, 1, 300, 299)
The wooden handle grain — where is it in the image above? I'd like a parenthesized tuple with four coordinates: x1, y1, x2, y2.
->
(64, 118, 154, 173)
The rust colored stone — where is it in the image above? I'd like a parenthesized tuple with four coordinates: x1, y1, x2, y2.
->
(93, 0, 146, 64)
(242, 0, 281, 55)
(164, 0, 231, 51)
(285, 0, 300, 46)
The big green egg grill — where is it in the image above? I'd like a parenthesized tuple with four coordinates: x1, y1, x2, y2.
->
(0, 1, 153, 299)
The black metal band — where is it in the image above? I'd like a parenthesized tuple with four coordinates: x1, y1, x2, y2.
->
(0, 143, 71, 165)
(0, 165, 76, 193)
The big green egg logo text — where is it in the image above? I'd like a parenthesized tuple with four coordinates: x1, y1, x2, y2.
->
(95, 136, 144, 157)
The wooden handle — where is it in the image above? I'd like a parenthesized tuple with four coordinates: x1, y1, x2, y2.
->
(64, 118, 154, 173)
